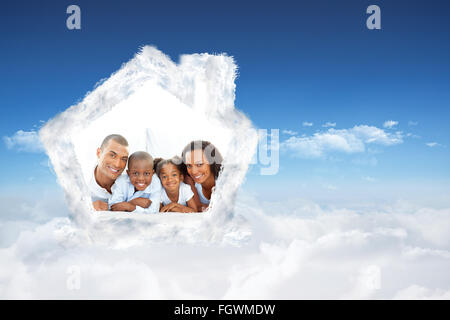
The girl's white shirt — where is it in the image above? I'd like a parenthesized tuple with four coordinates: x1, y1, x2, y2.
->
(161, 182, 194, 206)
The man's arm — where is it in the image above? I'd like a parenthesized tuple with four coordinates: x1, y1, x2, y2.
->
(92, 200, 108, 211)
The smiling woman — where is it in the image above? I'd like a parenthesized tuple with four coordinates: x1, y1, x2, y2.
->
(181, 140, 223, 212)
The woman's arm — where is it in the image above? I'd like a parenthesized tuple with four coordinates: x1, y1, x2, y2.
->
(186, 198, 198, 212)
(184, 175, 202, 210)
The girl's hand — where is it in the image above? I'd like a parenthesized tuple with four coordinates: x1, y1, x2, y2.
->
(161, 203, 197, 213)
(160, 202, 178, 212)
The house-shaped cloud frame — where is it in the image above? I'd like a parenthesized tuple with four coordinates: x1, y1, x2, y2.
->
(40, 46, 257, 246)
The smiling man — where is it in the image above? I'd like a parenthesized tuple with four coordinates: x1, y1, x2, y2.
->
(89, 134, 129, 211)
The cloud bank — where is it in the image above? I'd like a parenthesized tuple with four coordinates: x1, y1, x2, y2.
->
(1, 193, 449, 299)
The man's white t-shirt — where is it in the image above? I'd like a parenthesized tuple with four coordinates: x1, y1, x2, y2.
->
(108, 173, 162, 214)
(160, 182, 194, 206)
(89, 166, 113, 203)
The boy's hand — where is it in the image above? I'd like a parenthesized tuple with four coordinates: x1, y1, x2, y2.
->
(92, 200, 108, 211)
(129, 197, 151, 208)
(111, 202, 136, 212)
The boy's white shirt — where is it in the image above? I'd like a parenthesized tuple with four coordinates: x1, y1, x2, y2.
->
(160, 182, 194, 206)
(109, 173, 162, 214)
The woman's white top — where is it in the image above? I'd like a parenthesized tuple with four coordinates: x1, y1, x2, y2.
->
(195, 182, 210, 205)
(161, 182, 194, 206)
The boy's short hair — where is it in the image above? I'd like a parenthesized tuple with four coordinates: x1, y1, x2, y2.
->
(128, 151, 154, 169)
(100, 134, 129, 151)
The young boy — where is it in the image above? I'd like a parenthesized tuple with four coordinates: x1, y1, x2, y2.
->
(109, 151, 162, 213)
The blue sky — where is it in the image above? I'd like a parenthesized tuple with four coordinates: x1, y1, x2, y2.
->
(1, 0, 449, 204)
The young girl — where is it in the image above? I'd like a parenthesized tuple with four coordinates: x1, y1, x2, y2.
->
(154, 156, 198, 213)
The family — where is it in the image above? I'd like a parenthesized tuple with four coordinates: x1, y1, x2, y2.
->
(89, 134, 223, 213)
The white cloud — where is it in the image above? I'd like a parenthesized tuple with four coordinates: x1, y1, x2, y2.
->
(406, 133, 420, 139)
(408, 121, 418, 126)
(282, 130, 298, 136)
(3, 130, 44, 153)
(322, 122, 336, 128)
(402, 246, 450, 259)
(393, 285, 450, 300)
(383, 120, 399, 129)
(323, 184, 337, 190)
(302, 122, 313, 127)
(1, 192, 450, 299)
(281, 125, 403, 158)
(426, 142, 442, 147)
(341, 265, 381, 299)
